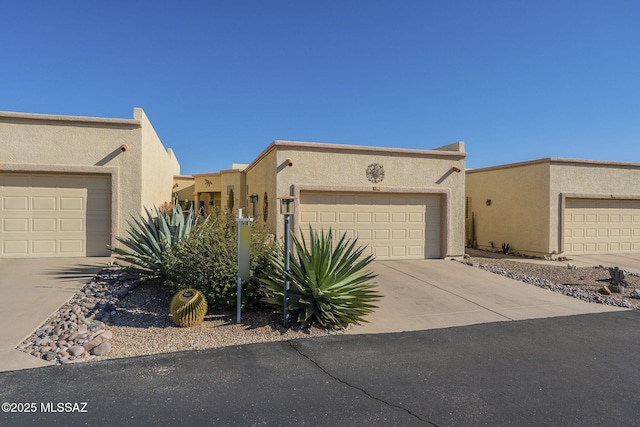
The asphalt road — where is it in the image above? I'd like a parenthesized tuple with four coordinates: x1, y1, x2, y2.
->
(2, 310, 639, 426)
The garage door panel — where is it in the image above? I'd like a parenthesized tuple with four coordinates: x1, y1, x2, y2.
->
(3, 218, 28, 232)
(33, 218, 57, 232)
(32, 197, 56, 210)
(60, 197, 84, 211)
(300, 191, 441, 260)
(32, 240, 57, 254)
(3, 196, 28, 210)
(0, 173, 110, 258)
(3, 240, 28, 255)
(565, 198, 640, 254)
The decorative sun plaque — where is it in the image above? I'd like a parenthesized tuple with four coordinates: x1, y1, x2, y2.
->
(366, 163, 385, 183)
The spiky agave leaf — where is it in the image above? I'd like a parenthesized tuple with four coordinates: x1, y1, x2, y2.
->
(261, 226, 379, 329)
(112, 203, 194, 278)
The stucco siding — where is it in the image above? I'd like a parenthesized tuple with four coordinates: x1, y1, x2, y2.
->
(466, 162, 550, 255)
(0, 108, 178, 257)
(245, 148, 277, 231)
(550, 160, 640, 253)
(274, 142, 466, 257)
(137, 108, 180, 211)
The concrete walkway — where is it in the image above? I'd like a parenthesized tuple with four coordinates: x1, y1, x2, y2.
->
(347, 260, 627, 335)
(0, 257, 110, 372)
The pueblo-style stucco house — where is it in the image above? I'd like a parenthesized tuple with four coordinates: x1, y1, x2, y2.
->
(175, 140, 467, 260)
(466, 158, 640, 257)
(0, 108, 179, 258)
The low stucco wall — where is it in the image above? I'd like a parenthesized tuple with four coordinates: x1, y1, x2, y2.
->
(466, 161, 551, 255)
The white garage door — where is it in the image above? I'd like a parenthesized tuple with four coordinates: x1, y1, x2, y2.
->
(299, 192, 441, 260)
(0, 173, 111, 258)
(564, 198, 640, 254)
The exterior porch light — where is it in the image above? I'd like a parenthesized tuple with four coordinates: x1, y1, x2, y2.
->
(249, 193, 259, 218)
(278, 195, 297, 327)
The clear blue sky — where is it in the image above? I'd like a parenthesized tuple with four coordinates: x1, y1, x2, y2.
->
(2, 1, 638, 175)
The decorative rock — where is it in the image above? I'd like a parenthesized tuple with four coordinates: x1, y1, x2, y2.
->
(90, 341, 111, 356)
(83, 339, 101, 352)
(631, 289, 640, 299)
(43, 352, 57, 362)
(15, 264, 140, 365)
(597, 286, 611, 295)
(97, 330, 113, 340)
(610, 285, 624, 294)
(36, 338, 50, 347)
(68, 345, 85, 357)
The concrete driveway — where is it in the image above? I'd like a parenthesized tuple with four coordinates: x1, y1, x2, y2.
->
(0, 256, 630, 373)
(0, 257, 110, 372)
(347, 259, 627, 335)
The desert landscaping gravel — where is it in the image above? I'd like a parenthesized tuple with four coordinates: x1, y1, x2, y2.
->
(17, 254, 640, 366)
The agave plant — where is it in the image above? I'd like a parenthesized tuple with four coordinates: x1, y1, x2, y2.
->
(261, 227, 380, 329)
(112, 203, 194, 279)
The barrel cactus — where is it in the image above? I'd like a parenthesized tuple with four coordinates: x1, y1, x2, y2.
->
(170, 288, 208, 327)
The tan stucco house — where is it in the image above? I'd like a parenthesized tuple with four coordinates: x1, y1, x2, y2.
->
(0, 108, 180, 258)
(466, 158, 640, 257)
(177, 140, 467, 260)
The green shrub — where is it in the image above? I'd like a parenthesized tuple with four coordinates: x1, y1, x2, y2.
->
(112, 203, 194, 280)
(261, 227, 380, 329)
(164, 211, 279, 310)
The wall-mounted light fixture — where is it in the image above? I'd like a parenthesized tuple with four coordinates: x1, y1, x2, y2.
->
(249, 194, 259, 218)
(486, 199, 492, 206)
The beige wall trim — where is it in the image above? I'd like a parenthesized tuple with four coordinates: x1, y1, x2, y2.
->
(0, 110, 140, 129)
(291, 184, 452, 258)
(0, 163, 120, 250)
(469, 157, 640, 175)
(559, 192, 640, 254)
(273, 140, 466, 158)
(245, 140, 466, 175)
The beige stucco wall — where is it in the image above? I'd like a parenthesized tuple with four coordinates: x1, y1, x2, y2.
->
(0, 108, 178, 252)
(220, 170, 246, 212)
(270, 141, 466, 257)
(173, 175, 195, 204)
(466, 161, 551, 255)
(467, 158, 640, 256)
(137, 108, 180, 210)
(549, 159, 640, 254)
(245, 147, 278, 229)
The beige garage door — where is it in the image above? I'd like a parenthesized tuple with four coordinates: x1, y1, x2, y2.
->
(0, 173, 111, 258)
(564, 198, 640, 254)
(299, 192, 441, 260)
